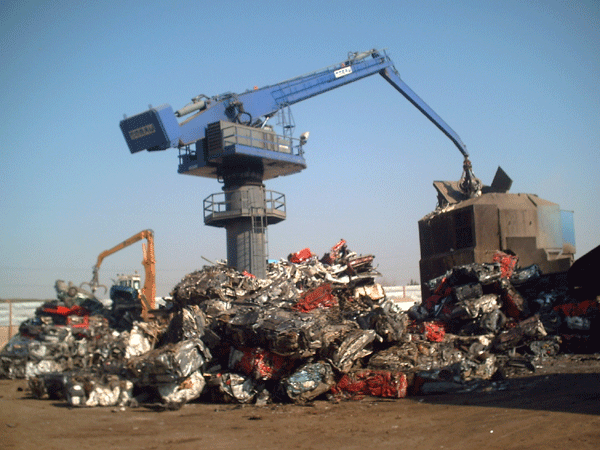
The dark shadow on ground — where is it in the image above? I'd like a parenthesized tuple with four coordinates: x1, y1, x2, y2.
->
(413, 372, 600, 416)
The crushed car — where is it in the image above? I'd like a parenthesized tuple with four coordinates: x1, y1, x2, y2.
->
(2, 241, 599, 409)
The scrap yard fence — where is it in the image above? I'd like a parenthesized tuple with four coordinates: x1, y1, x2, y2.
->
(0, 299, 47, 347)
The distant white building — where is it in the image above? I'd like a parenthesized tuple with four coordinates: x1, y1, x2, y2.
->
(383, 285, 422, 311)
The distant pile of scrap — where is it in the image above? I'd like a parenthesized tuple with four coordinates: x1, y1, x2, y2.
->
(1, 241, 599, 409)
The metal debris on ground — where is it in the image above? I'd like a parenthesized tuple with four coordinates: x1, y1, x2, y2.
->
(2, 241, 599, 409)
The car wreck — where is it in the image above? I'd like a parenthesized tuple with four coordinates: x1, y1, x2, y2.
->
(1, 239, 598, 410)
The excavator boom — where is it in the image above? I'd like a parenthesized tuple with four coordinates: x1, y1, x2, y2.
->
(85, 229, 156, 319)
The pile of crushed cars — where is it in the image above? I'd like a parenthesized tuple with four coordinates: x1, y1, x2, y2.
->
(1, 240, 599, 409)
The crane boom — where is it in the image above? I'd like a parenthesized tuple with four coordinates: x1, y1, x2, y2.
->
(379, 67, 468, 158)
(120, 49, 469, 158)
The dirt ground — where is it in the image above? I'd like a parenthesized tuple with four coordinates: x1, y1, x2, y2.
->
(1, 355, 599, 450)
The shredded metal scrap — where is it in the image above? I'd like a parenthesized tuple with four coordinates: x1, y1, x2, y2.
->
(2, 242, 599, 408)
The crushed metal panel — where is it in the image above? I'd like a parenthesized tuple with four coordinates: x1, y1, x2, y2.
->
(282, 361, 335, 403)
(491, 166, 512, 193)
(433, 180, 467, 206)
(217, 372, 256, 403)
(355, 283, 385, 301)
(332, 370, 408, 399)
(158, 371, 206, 405)
(330, 329, 376, 373)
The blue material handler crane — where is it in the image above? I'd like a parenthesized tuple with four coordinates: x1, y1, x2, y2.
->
(120, 49, 480, 278)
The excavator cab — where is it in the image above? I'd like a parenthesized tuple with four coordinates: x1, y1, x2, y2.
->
(109, 274, 143, 330)
(114, 273, 141, 291)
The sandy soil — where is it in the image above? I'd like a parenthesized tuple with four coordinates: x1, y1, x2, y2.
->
(2, 355, 599, 450)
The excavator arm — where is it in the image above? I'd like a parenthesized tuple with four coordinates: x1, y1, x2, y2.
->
(84, 229, 156, 319)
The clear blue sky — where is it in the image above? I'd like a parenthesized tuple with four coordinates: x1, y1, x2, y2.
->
(1, 0, 599, 299)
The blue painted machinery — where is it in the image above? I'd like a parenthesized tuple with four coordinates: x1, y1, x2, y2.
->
(120, 49, 478, 278)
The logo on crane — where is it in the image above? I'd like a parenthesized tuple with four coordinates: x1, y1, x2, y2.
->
(129, 123, 156, 140)
(334, 66, 353, 78)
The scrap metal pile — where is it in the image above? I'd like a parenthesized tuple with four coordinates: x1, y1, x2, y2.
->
(1, 240, 599, 409)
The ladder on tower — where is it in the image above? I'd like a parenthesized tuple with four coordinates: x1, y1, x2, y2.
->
(250, 204, 267, 273)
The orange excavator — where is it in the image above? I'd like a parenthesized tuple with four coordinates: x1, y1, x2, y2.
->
(82, 229, 156, 320)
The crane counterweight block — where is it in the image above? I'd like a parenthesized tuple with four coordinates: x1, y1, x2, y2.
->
(120, 104, 180, 153)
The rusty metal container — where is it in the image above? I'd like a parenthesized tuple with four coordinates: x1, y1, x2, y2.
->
(418, 168, 575, 297)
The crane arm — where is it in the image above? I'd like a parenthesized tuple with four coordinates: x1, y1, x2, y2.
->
(121, 49, 481, 196)
(378, 66, 468, 158)
(120, 49, 469, 158)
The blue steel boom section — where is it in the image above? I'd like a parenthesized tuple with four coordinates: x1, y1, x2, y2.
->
(120, 49, 469, 159)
